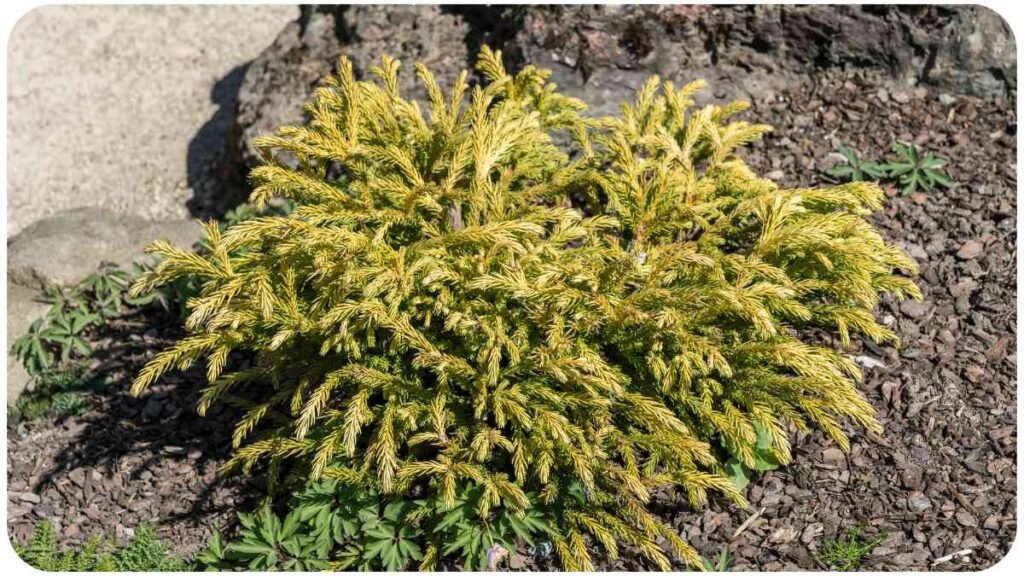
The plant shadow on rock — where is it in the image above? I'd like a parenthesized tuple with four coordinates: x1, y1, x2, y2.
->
(185, 63, 252, 221)
(18, 306, 261, 538)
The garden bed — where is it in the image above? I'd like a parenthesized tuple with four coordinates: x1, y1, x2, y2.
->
(8, 69, 1015, 570)
(7, 5, 1017, 570)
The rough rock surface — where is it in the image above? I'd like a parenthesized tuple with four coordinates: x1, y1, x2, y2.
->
(234, 5, 470, 166)
(7, 208, 203, 291)
(233, 5, 1015, 168)
(6, 285, 51, 406)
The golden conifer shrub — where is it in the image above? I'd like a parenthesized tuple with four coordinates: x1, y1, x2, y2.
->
(130, 47, 920, 570)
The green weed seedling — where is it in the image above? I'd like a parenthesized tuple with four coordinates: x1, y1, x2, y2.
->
(817, 526, 887, 571)
(826, 146, 886, 182)
(880, 142, 951, 196)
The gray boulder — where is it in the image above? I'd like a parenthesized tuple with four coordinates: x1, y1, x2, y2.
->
(7, 207, 203, 290)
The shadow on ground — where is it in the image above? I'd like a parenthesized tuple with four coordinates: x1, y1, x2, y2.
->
(8, 307, 261, 552)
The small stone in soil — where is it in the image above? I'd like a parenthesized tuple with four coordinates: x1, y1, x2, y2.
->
(956, 240, 984, 260)
(907, 491, 932, 513)
(801, 523, 824, 545)
(956, 510, 978, 528)
(13, 491, 41, 504)
(900, 300, 929, 319)
(822, 447, 845, 463)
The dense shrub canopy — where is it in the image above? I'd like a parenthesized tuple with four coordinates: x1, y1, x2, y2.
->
(131, 47, 919, 569)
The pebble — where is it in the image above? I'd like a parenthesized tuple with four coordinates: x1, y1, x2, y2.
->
(822, 447, 845, 463)
(13, 491, 41, 504)
(956, 510, 978, 528)
(900, 300, 929, 319)
(907, 491, 932, 513)
(901, 466, 923, 490)
(956, 240, 984, 260)
(84, 504, 103, 521)
(892, 552, 916, 566)
(986, 458, 1013, 475)
(9, 505, 33, 518)
(949, 278, 978, 298)
(770, 526, 798, 544)
(963, 365, 987, 384)
(801, 522, 824, 545)
(904, 243, 928, 261)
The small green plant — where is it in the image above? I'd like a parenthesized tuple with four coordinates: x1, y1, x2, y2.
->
(10, 267, 137, 377)
(50, 391, 91, 418)
(10, 363, 96, 423)
(40, 305, 99, 363)
(219, 506, 328, 571)
(81, 268, 134, 317)
(194, 532, 231, 571)
(13, 521, 186, 571)
(880, 142, 951, 196)
(723, 422, 782, 491)
(111, 525, 190, 571)
(817, 527, 887, 571)
(11, 319, 57, 376)
(203, 477, 553, 571)
(825, 142, 951, 197)
(825, 146, 886, 182)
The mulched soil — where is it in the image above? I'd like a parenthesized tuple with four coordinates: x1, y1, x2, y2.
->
(7, 316, 258, 557)
(7, 71, 1016, 570)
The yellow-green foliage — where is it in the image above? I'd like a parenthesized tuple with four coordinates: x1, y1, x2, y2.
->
(130, 47, 919, 570)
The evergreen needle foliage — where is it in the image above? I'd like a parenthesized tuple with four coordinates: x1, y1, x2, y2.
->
(130, 47, 920, 570)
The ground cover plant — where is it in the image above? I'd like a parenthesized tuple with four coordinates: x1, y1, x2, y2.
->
(824, 142, 951, 196)
(127, 47, 919, 570)
(14, 521, 187, 571)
